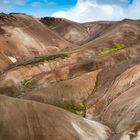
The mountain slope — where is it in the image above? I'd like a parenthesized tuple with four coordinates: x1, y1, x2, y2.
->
(0, 13, 75, 73)
(40, 17, 89, 45)
(0, 13, 140, 140)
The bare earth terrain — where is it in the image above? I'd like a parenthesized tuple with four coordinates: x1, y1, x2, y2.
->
(0, 13, 140, 140)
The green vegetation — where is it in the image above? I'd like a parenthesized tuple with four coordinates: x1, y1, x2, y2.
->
(20, 79, 33, 93)
(16, 53, 69, 66)
(98, 43, 126, 56)
(66, 101, 86, 117)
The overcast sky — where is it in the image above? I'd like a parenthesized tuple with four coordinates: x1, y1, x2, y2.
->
(0, 0, 139, 22)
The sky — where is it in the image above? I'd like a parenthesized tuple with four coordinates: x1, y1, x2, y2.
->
(0, 0, 139, 22)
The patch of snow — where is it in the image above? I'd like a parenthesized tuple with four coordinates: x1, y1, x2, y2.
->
(8, 56, 17, 63)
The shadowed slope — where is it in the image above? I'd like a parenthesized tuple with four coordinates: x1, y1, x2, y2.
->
(0, 95, 111, 140)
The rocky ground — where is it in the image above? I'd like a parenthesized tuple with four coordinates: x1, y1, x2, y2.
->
(0, 13, 140, 140)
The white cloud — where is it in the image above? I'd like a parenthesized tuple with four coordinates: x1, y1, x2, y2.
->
(52, 0, 140, 22)
(124, 0, 140, 19)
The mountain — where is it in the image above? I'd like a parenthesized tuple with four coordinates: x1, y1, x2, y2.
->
(0, 13, 75, 73)
(40, 17, 89, 45)
(0, 13, 140, 140)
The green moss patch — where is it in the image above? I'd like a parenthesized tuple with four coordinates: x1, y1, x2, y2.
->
(20, 79, 33, 93)
(16, 53, 69, 66)
(98, 43, 126, 56)
(65, 101, 86, 117)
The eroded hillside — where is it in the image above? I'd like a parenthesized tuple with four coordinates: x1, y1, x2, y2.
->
(0, 13, 140, 140)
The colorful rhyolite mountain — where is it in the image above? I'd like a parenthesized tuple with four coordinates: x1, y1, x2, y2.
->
(0, 13, 140, 140)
